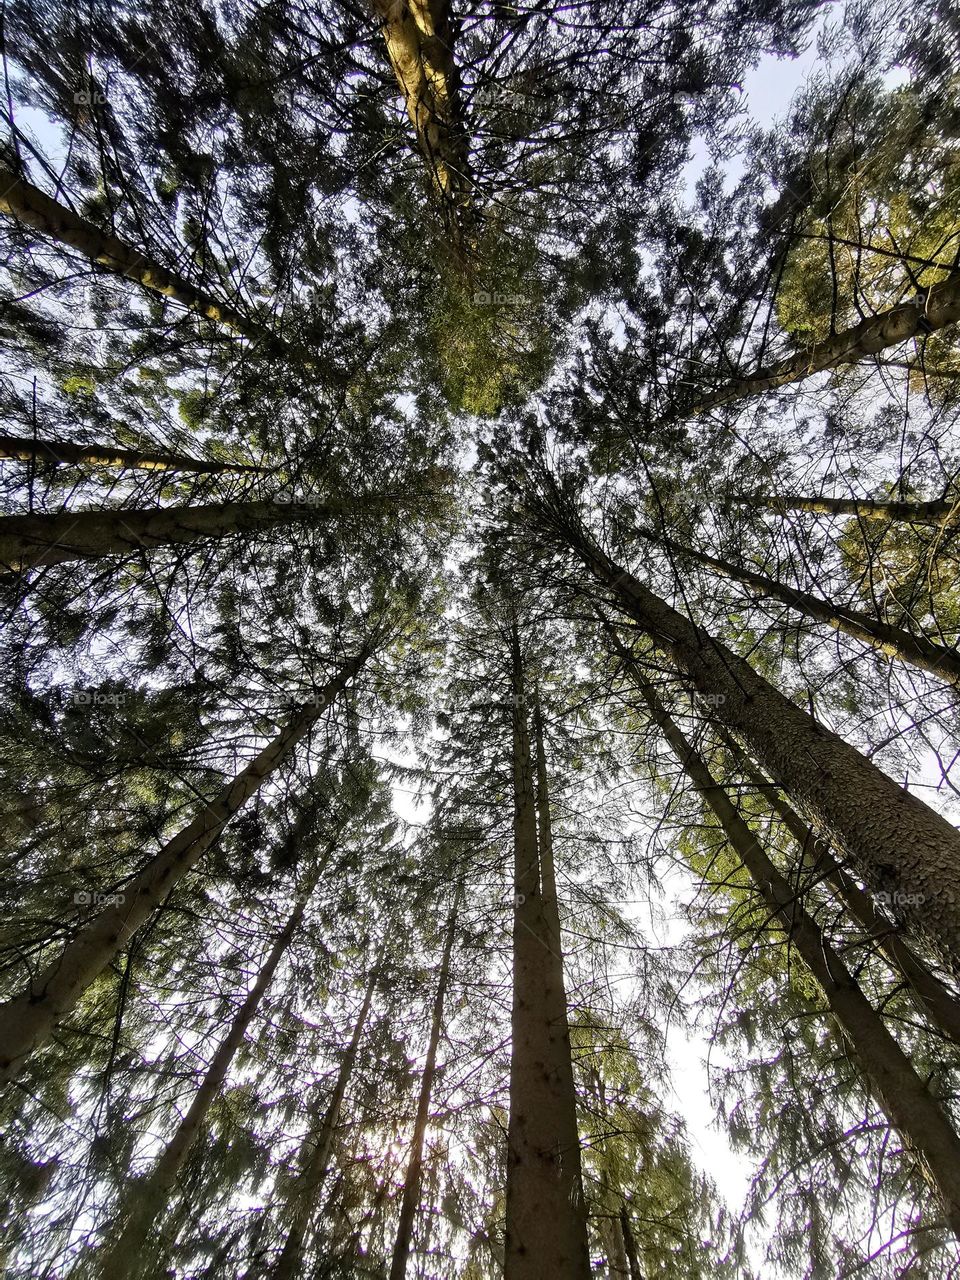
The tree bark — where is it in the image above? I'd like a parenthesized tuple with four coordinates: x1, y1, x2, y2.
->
(532, 691, 562, 959)
(272, 960, 381, 1279)
(540, 505, 960, 968)
(725, 491, 960, 526)
(388, 885, 461, 1279)
(0, 165, 312, 362)
(712, 727, 960, 1049)
(627, 665, 960, 1238)
(0, 646, 370, 1085)
(0, 433, 262, 475)
(682, 270, 960, 419)
(636, 525, 960, 687)
(504, 624, 591, 1280)
(619, 1207, 643, 1280)
(371, 0, 472, 241)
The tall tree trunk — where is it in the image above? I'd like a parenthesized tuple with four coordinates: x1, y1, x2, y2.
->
(389, 885, 461, 1280)
(371, 0, 472, 242)
(681, 270, 960, 420)
(0, 165, 311, 362)
(619, 1207, 643, 1280)
(626, 663, 960, 1238)
(711, 726, 960, 1048)
(532, 691, 562, 958)
(0, 646, 370, 1085)
(504, 625, 590, 1280)
(725, 491, 960, 526)
(272, 960, 381, 1280)
(636, 525, 960, 687)
(536, 499, 960, 967)
(0, 433, 263, 475)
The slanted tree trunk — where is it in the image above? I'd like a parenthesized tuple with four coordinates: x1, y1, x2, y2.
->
(534, 497, 960, 967)
(0, 433, 263, 475)
(389, 885, 461, 1279)
(635, 525, 960, 687)
(0, 646, 371, 1085)
(627, 663, 960, 1238)
(712, 726, 960, 1048)
(680, 270, 960, 420)
(272, 960, 381, 1279)
(0, 165, 314, 363)
(504, 624, 590, 1280)
(371, 0, 472, 241)
(724, 491, 960, 526)
(620, 1208, 643, 1280)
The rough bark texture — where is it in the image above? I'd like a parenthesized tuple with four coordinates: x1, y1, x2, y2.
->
(638, 526, 960, 687)
(371, 0, 472, 238)
(714, 728, 960, 1048)
(0, 649, 369, 1085)
(629, 666, 960, 1238)
(564, 528, 960, 969)
(272, 962, 380, 1279)
(504, 627, 590, 1280)
(389, 887, 460, 1279)
(0, 433, 262, 475)
(727, 491, 960, 526)
(685, 270, 960, 418)
(0, 165, 310, 358)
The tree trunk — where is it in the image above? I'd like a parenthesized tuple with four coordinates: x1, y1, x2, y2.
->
(389, 885, 461, 1279)
(619, 1207, 643, 1280)
(0, 165, 311, 362)
(725, 491, 960, 526)
(0, 433, 262, 475)
(682, 270, 960, 420)
(0, 646, 370, 1085)
(627, 664, 960, 1238)
(371, 0, 472, 242)
(712, 726, 960, 1048)
(504, 624, 590, 1280)
(272, 961, 381, 1279)
(636, 525, 960, 687)
(544, 509, 960, 968)
(532, 691, 562, 958)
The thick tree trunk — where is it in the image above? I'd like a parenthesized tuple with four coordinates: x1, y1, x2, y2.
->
(272, 961, 380, 1279)
(549, 514, 960, 968)
(0, 647, 370, 1085)
(725, 491, 960, 526)
(712, 727, 960, 1048)
(637, 526, 960, 687)
(532, 692, 562, 958)
(0, 165, 311, 361)
(504, 626, 590, 1280)
(0, 433, 262, 475)
(388, 886, 461, 1279)
(371, 0, 472, 238)
(628, 666, 960, 1238)
(684, 270, 960, 419)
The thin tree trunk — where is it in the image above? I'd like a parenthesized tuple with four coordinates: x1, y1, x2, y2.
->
(725, 491, 960, 526)
(504, 624, 590, 1280)
(371, 0, 472, 241)
(389, 885, 461, 1280)
(619, 1208, 643, 1280)
(0, 433, 262, 475)
(0, 646, 370, 1085)
(0, 165, 310, 362)
(712, 726, 960, 1048)
(538, 501, 960, 967)
(682, 270, 960, 420)
(627, 664, 960, 1237)
(636, 525, 960, 687)
(272, 961, 381, 1279)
